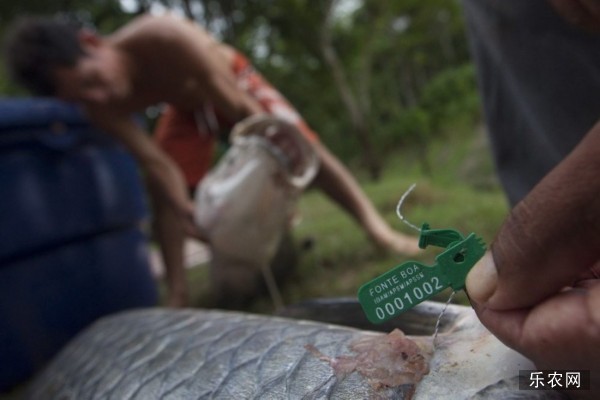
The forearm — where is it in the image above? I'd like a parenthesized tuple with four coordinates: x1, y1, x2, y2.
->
(143, 153, 193, 217)
(139, 145, 207, 241)
(88, 111, 194, 218)
(149, 187, 189, 308)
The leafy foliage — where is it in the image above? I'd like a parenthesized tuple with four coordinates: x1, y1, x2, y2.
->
(420, 63, 480, 132)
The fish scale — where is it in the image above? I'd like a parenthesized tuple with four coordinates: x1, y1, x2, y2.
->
(26, 304, 561, 399)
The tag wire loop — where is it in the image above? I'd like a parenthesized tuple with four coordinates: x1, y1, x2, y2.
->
(433, 290, 456, 347)
(396, 183, 422, 233)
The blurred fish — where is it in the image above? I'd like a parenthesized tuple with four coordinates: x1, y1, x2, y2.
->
(26, 301, 566, 399)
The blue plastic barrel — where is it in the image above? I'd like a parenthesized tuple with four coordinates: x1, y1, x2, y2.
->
(0, 98, 158, 392)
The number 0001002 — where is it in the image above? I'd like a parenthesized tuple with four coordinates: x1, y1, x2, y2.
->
(374, 277, 444, 320)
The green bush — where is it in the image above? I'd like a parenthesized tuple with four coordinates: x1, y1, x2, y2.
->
(375, 106, 430, 154)
(419, 63, 480, 132)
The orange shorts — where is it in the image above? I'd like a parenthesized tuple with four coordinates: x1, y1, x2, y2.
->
(154, 52, 318, 189)
(153, 108, 216, 190)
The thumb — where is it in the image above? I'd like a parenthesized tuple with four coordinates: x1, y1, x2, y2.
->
(467, 124, 600, 309)
(465, 251, 497, 305)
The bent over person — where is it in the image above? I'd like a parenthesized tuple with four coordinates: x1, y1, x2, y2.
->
(4, 14, 419, 307)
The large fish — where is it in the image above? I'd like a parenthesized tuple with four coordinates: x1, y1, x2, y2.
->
(26, 301, 565, 399)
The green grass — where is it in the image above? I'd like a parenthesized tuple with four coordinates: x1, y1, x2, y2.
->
(179, 122, 509, 314)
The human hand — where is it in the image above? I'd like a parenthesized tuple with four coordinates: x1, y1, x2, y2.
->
(466, 122, 600, 398)
(467, 253, 599, 399)
(180, 201, 209, 242)
(549, 0, 600, 32)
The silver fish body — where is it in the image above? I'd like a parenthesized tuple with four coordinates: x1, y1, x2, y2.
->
(26, 301, 565, 400)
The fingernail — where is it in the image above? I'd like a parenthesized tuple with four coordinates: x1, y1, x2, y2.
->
(466, 251, 498, 304)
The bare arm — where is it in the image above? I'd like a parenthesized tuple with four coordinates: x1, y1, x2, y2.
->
(86, 108, 200, 237)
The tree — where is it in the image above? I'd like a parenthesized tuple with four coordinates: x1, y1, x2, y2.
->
(320, 0, 381, 180)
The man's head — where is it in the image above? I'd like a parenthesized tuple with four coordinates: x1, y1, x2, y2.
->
(4, 17, 84, 96)
(4, 16, 130, 105)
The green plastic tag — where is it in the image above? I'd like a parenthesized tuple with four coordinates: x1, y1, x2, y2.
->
(357, 224, 486, 324)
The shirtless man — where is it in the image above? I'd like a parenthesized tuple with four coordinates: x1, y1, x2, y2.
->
(4, 14, 419, 307)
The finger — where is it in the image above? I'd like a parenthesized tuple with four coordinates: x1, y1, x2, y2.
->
(491, 198, 597, 309)
(467, 192, 598, 310)
(471, 281, 600, 370)
(185, 221, 209, 242)
(467, 123, 600, 310)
